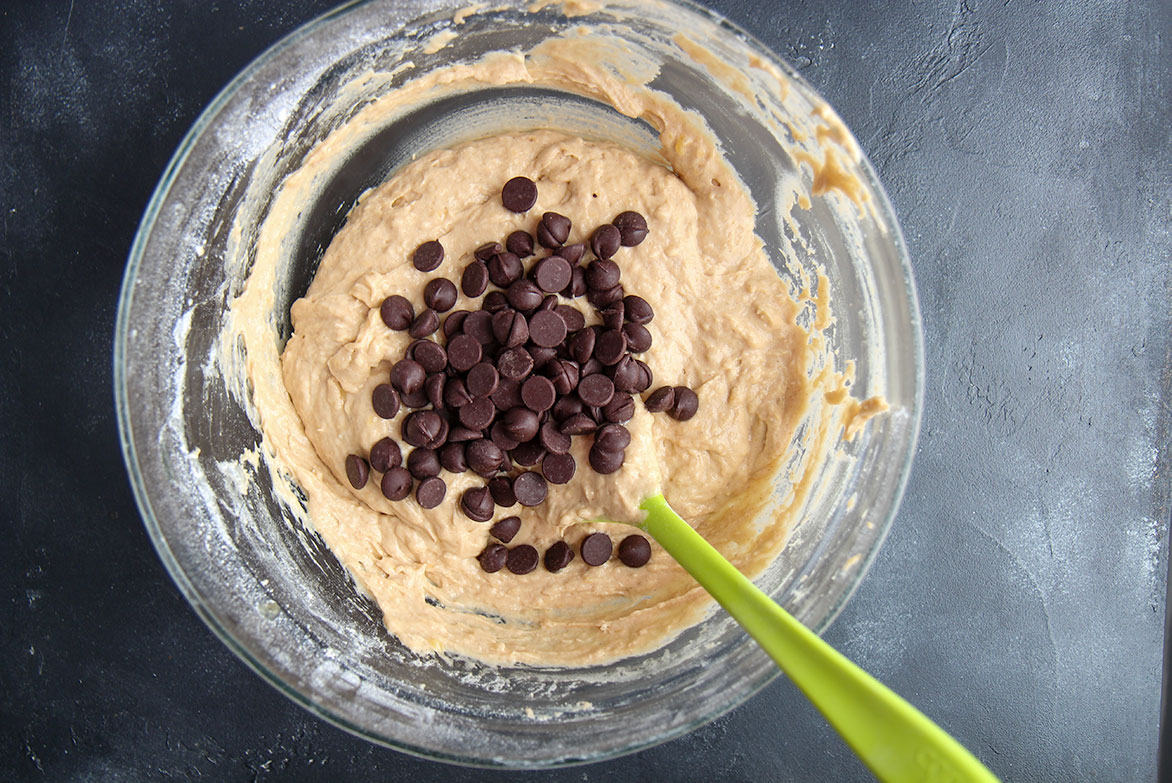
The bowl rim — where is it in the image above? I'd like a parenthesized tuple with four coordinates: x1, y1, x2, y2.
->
(114, 0, 924, 768)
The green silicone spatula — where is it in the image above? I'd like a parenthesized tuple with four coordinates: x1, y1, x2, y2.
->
(632, 494, 999, 782)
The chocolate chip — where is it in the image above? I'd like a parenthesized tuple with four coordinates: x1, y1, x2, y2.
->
(507, 544, 539, 574)
(400, 387, 429, 409)
(506, 279, 544, 312)
(556, 305, 585, 333)
(587, 284, 624, 308)
(443, 377, 472, 408)
(562, 265, 587, 298)
(580, 532, 613, 566)
(608, 356, 641, 394)
(546, 358, 580, 396)
(461, 261, 489, 298)
(478, 543, 507, 572)
(542, 452, 576, 484)
(585, 259, 620, 290)
(528, 310, 567, 347)
(527, 345, 558, 370)
(490, 421, 520, 452)
(482, 291, 509, 312)
(601, 301, 625, 331)
(590, 223, 622, 260)
(536, 211, 571, 247)
(490, 515, 521, 542)
(521, 375, 556, 412)
(552, 395, 584, 421)
(560, 242, 586, 264)
(468, 438, 507, 477)
(489, 477, 517, 508)
(406, 447, 441, 479)
(412, 240, 444, 272)
(439, 442, 467, 473)
(490, 309, 527, 348)
(581, 357, 604, 378)
(488, 251, 524, 288)
(426, 373, 446, 410)
(390, 359, 426, 394)
(669, 386, 699, 421)
(506, 230, 535, 257)
(381, 466, 413, 500)
(369, 437, 402, 473)
(466, 362, 500, 398)
(602, 392, 635, 423)
(588, 444, 625, 474)
(462, 311, 496, 346)
(443, 309, 470, 339)
(460, 486, 495, 521)
(408, 308, 439, 338)
(618, 534, 651, 567)
(622, 322, 652, 353)
(475, 242, 503, 262)
(533, 256, 572, 293)
(623, 294, 654, 324)
(513, 471, 548, 506)
(345, 455, 369, 489)
(423, 278, 457, 312)
(633, 360, 654, 393)
(372, 384, 401, 419)
(411, 340, 447, 373)
(380, 295, 414, 330)
(544, 540, 575, 572)
(594, 330, 627, 365)
(414, 476, 446, 509)
(644, 386, 675, 412)
(497, 346, 534, 381)
(565, 328, 593, 364)
(510, 440, 547, 467)
(403, 410, 446, 448)
(490, 377, 524, 410)
(459, 397, 496, 431)
(448, 425, 481, 443)
(446, 334, 482, 372)
(613, 211, 648, 246)
(577, 373, 615, 407)
(539, 420, 572, 454)
(559, 412, 597, 435)
(502, 176, 538, 212)
(539, 293, 558, 311)
(502, 406, 540, 443)
(595, 423, 631, 452)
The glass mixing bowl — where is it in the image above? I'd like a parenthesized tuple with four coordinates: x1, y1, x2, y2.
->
(115, 0, 922, 767)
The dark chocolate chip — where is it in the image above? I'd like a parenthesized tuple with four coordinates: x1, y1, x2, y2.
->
(633, 360, 653, 393)
(594, 330, 627, 365)
(590, 223, 622, 260)
(506, 230, 535, 257)
(595, 423, 631, 452)
(461, 261, 489, 297)
(444, 377, 473, 408)
(601, 301, 625, 331)
(538, 294, 559, 311)
(372, 384, 401, 419)
(407, 447, 441, 479)
(577, 373, 615, 407)
(552, 395, 584, 421)
(460, 486, 495, 521)
(644, 386, 675, 412)
(408, 308, 439, 338)
(462, 311, 496, 346)
(527, 344, 558, 369)
(537, 211, 571, 247)
(510, 440, 547, 467)
(544, 540, 575, 572)
(556, 305, 585, 333)
(491, 309, 528, 348)
(506, 278, 544, 312)
(403, 410, 446, 449)
(562, 265, 587, 298)
(369, 437, 402, 473)
(502, 176, 538, 212)
(466, 362, 500, 398)
(443, 309, 470, 339)
(622, 322, 652, 353)
(546, 358, 580, 396)
(411, 340, 448, 373)
(413, 240, 444, 272)
(613, 211, 648, 246)
(483, 290, 509, 313)
(568, 328, 596, 364)
(580, 532, 613, 566)
(581, 357, 604, 378)
(559, 413, 597, 436)
(506, 544, 539, 574)
(533, 256, 572, 293)
(618, 534, 651, 567)
(521, 375, 557, 412)
(424, 278, 457, 312)
(585, 259, 620, 290)
(400, 387, 429, 409)
(528, 310, 567, 347)
(560, 242, 586, 264)
(459, 397, 496, 431)
(497, 346, 534, 381)
(490, 515, 521, 543)
(488, 251, 524, 288)
(587, 284, 624, 308)
(478, 543, 508, 572)
(447, 425, 482, 443)
(623, 294, 654, 324)
(539, 420, 572, 454)
(489, 477, 517, 508)
(602, 392, 635, 423)
(588, 444, 625, 474)
(345, 455, 369, 489)
(513, 471, 548, 506)
(542, 452, 576, 484)
(381, 466, 413, 500)
(390, 359, 426, 395)
(380, 295, 414, 330)
(439, 442, 468, 473)
(475, 242, 503, 262)
(466, 438, 506, 477)
(415, 476, 446, 509)
(669, 386, 699, 421)
(426, 373, 446, 410)
(490, 377, 524, 410)
(609, 355, 641, 393)
(502, 407, 541, 443)
(446, 334, 483, 372)
(490, 420, 520, 452)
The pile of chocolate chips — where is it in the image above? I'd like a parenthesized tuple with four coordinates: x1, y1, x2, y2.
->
(343, 176, 700, 572)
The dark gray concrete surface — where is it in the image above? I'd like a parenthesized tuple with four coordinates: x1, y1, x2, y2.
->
(1, 0, 1168, 780)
